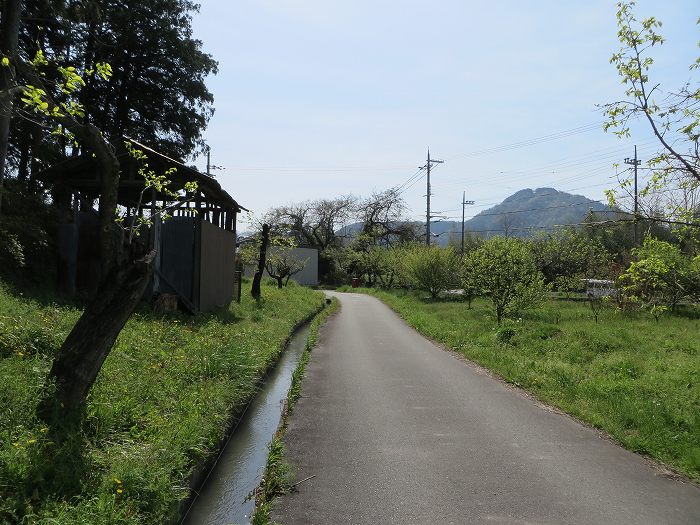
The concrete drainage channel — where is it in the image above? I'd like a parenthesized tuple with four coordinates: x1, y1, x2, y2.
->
(180, 324, 311, 525)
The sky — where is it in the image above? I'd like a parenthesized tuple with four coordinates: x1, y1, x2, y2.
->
(189, 0, 698, 227)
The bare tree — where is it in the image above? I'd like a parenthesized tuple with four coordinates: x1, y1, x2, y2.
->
(265, 248, 308, 288)
(263, 195, 356, 250)
(356, 189, 418, 246)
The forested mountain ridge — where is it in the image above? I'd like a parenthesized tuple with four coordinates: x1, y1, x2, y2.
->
(337, 188, 614, 243)
(427, 188, 614, 242)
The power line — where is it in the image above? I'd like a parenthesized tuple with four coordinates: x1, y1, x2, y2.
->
(446, 122, 602, 158)
(394, 167, 425, 194)
(432, 139, 662, 192)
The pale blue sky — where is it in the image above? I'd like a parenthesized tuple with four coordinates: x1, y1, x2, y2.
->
(190, 0, 698, 224)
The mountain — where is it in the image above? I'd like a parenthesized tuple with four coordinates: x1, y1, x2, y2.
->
(429, 187, 613, 243)
(337, 188, 615, 244)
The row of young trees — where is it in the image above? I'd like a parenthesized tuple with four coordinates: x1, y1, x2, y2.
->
(340, 230, 700, 324)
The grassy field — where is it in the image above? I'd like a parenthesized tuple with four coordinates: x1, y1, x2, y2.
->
(345, 287, 700, 483)
(0, 279, 325, 525)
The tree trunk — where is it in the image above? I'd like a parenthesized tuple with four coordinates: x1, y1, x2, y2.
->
(40, 251, 155, 421)
(0, 0, 21, 215)
(251, 224, 270, 299)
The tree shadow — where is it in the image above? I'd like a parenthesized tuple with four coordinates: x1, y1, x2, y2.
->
(15, 395, 92, 516)
(25, 422, 90, 502)
(134, 303, 244, 326)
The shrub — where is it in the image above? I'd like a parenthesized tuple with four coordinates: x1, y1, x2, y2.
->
(399, 244, 461, 298)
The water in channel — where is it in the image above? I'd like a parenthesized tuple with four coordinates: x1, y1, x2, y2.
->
(181, 324, 311, 525)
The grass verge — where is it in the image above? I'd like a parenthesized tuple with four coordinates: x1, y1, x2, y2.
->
(0, 279, 325, 524)
(346, 287, 700, 483)
(251, 297, 339, 525)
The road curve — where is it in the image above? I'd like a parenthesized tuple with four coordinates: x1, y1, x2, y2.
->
(272, 292, 700, 524)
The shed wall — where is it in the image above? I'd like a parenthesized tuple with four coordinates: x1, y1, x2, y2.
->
(159, 217, 196, 302)
(198, 219, 236, 311)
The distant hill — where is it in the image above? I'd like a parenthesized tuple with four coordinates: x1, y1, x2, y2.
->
(431, 187, 613, 243)
(339, 188, 614, 245)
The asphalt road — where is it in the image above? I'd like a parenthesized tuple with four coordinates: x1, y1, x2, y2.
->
(271, 292, 700, 525)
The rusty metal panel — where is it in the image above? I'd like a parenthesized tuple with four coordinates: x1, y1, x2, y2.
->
(198, 219, 235, 311)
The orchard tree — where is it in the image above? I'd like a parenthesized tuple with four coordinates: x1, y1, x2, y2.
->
(459, 254, 482, 308)
(401, 244, 461, 299)
(531, 228, 612, 290)
(618, 237, 694, 313)
(470, 237, 548, 324)
(265, 247, 308, 289)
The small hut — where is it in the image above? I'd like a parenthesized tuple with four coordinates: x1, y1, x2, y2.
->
(37, 138, 246, 312)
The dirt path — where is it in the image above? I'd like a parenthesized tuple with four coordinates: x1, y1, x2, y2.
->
(272, 292, 700, 524)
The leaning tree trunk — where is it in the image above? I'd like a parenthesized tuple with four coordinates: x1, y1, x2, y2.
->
(251, 223, 270, 300)
(0, 0, 22, 215)
(40, 250, 155, 421)
(17, 50, 144, 425)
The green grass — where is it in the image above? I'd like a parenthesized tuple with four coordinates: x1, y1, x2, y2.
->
(349, 287, 700, 482)
(251, 297, 339, 525)
(0, 279, 325, 524)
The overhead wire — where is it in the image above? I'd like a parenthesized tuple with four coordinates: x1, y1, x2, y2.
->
(445, 122, 603, 158)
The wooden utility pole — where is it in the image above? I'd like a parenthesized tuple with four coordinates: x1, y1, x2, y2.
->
(423, 148, 444, 245)
(461, 190, 474, 254)
(624, 145, 641, 246)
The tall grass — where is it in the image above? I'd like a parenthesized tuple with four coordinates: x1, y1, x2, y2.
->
(354, 288, 700, 483)
(0, 279, 325, 524)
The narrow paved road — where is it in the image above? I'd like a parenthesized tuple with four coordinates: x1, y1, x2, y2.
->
(272, 292, 700, 524)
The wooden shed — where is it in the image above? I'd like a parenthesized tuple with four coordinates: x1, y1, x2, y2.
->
(37, 139, 246, 312)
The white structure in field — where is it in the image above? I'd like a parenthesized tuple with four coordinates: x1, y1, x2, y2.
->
(584, 279, 617, 299)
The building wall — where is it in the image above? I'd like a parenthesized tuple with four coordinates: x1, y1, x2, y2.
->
(159, 217, 196, 302)
(198, 219, 236, 311)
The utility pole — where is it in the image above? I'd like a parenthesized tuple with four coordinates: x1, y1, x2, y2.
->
(422, 148, 444, 245)
(206, 147, 211, 176)
(204, 145, 225, 178)
(624, 145, 641, 246)
(461, 190, 475, 255)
